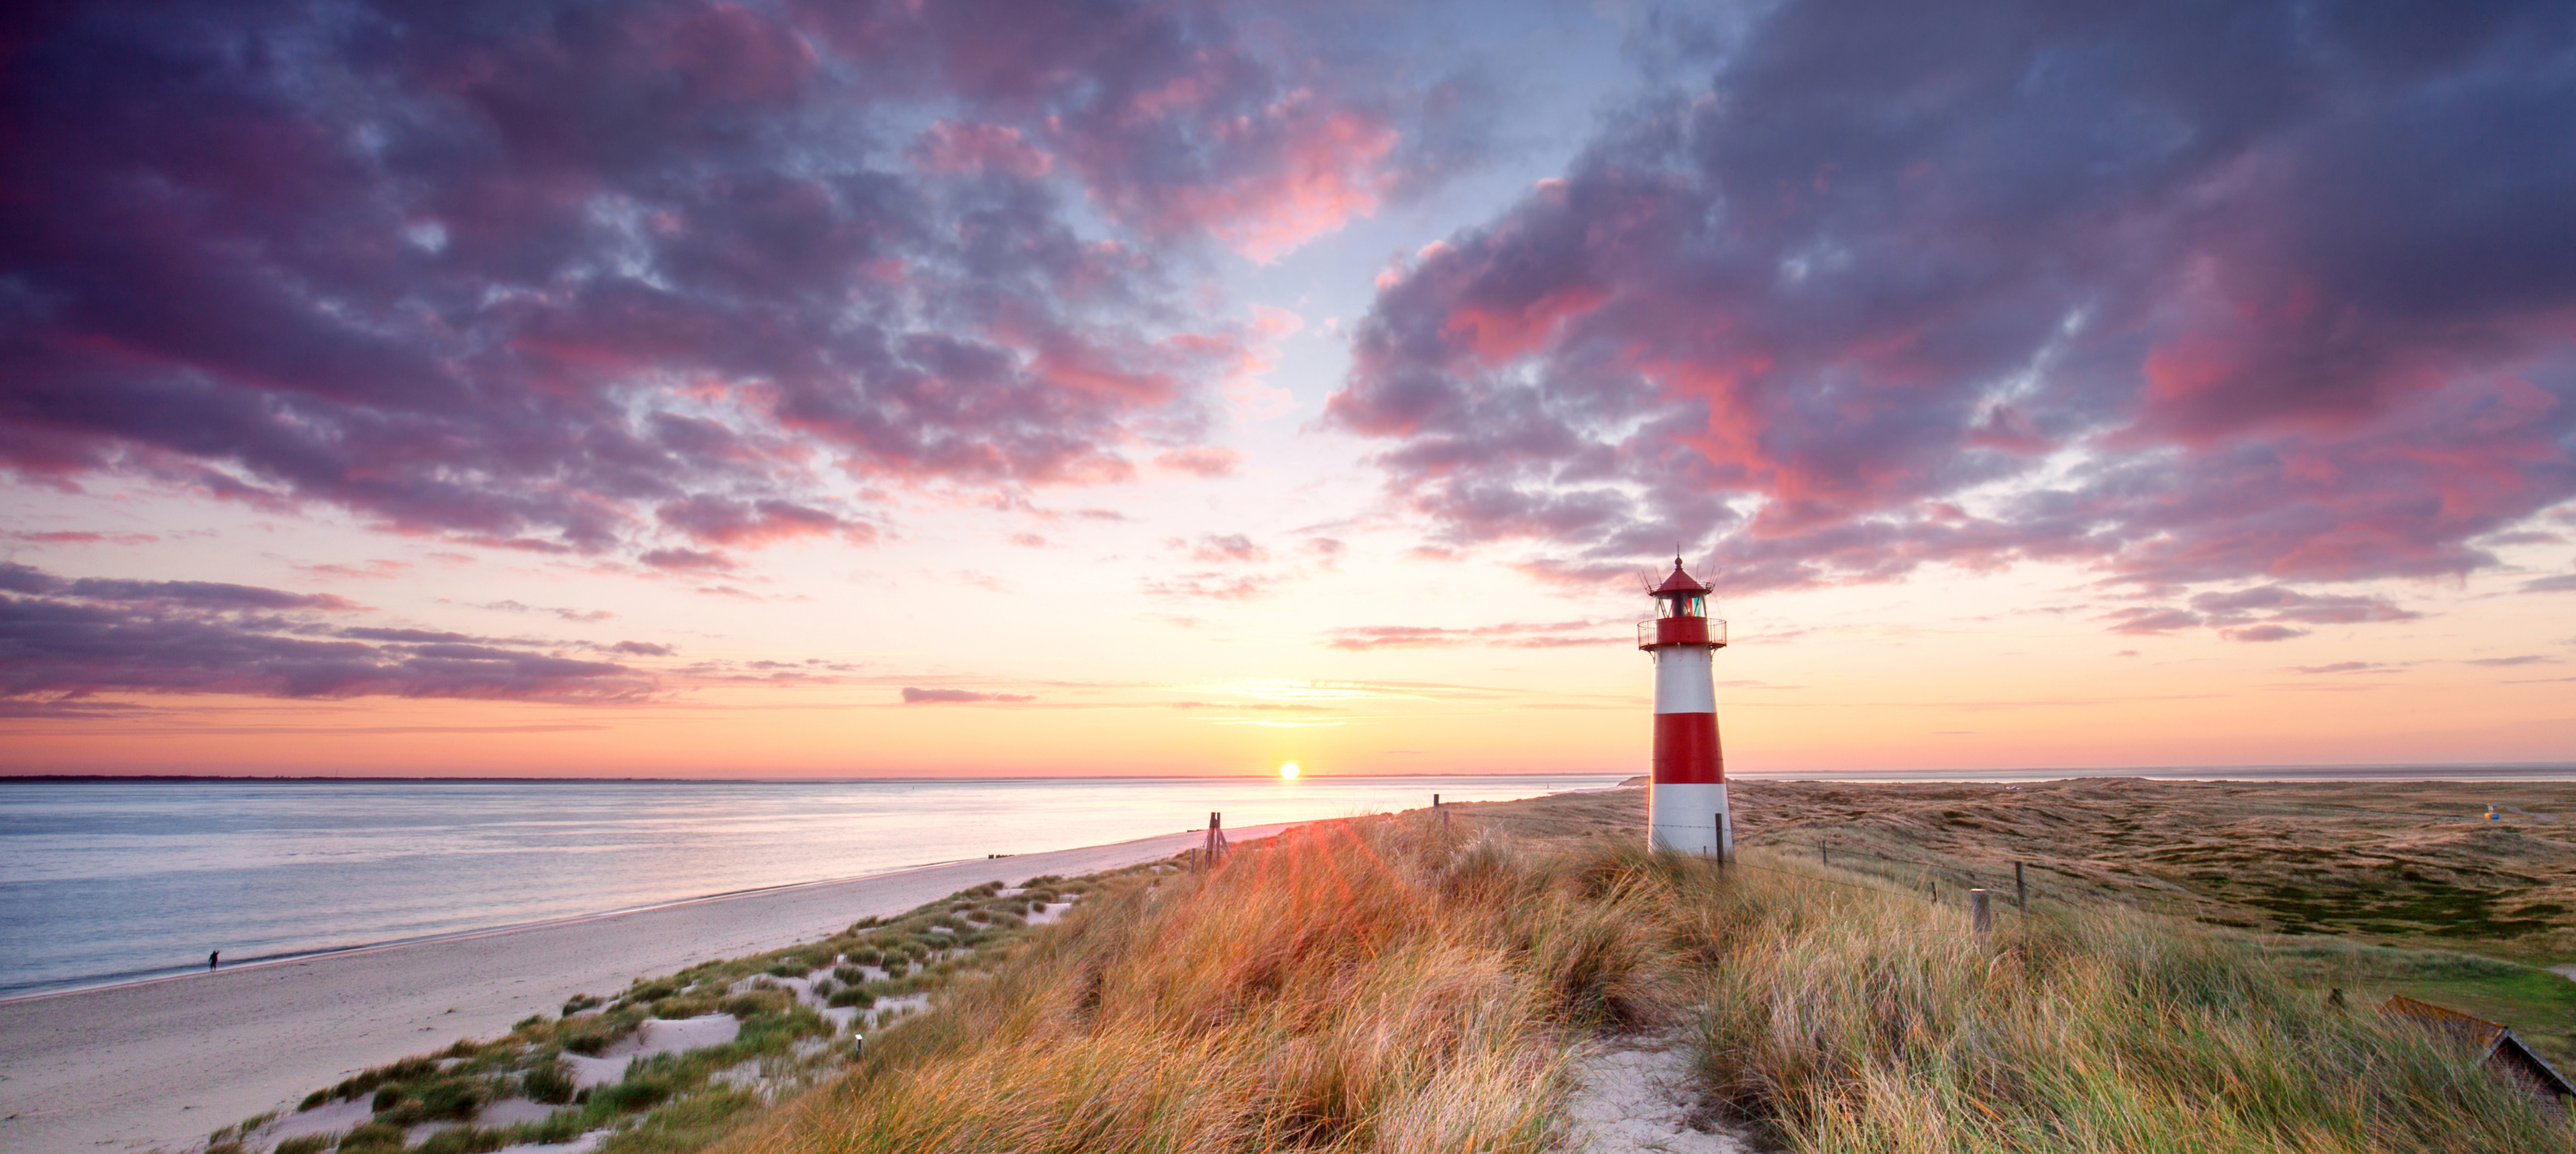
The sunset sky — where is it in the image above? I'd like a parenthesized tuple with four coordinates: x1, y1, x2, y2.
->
(3, 0, 2573, 778)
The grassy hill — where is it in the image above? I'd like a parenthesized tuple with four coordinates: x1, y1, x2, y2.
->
(219, 781, 2576, 1154)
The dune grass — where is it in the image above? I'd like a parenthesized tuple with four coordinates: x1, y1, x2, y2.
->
(718, 822, 1643, 1154)
(717, 821, 2571, 1154)
(1672, 849, 2575, 1153)
(227, 802, 2569, 1154)
(238, 876, 1100, 1154)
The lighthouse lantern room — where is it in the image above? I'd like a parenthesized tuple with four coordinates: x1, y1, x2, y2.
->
(1639, 558, 1731, 857)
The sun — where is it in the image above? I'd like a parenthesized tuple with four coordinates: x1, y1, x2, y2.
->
(1278, 762, 1301, 780)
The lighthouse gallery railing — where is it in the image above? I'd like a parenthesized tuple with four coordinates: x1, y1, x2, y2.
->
(1639, 617, 1728, 649)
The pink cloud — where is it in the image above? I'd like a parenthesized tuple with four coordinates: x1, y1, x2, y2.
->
(1155, 447, 1242, 477)
(655, 496, 857, 547)
(1, 0, 1476, 574)
(1326, 1, 2576, 632)
(906, 120, 1053, 178)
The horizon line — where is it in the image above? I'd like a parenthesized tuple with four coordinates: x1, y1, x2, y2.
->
(5, 760, 2572, 784)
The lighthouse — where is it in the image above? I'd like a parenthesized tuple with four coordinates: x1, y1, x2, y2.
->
(1639, 558, 1730, 857)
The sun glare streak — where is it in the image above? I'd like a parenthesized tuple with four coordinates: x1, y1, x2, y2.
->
(1279, 762, 1301, 780)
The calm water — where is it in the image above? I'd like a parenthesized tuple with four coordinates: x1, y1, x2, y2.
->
(0, 774, 1621, 998)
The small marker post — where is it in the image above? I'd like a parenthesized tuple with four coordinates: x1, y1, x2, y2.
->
(1970, 889, 1992, 937)
(2015, 861, 2027, 910)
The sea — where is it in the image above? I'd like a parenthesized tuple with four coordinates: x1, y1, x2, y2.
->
(0, 774, 1623, 999)
(5, 764, 2567, 1000)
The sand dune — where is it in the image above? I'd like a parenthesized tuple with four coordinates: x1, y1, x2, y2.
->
(0, 825, 1277, 1154)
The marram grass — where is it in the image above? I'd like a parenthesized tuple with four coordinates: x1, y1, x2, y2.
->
(714, 824, 2571, 1154)
(718, 823, 1653, 1154)
(1675, 849, 2575, 1154)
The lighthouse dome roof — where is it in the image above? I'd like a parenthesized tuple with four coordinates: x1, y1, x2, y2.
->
(1652, 560, 1711, 594)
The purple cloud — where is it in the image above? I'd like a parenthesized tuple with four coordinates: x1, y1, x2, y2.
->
(0, 0, 1482, 566)
(2101, 608, 2204, 635)
(900, 686, 1033, 704)
(639, 547, 736, 572)
(0, 564, 651, 700)
(1327, 0, 2576, 622)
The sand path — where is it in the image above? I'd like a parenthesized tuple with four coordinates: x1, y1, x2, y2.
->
(0, 824, 1281, 1154)
(1558, 1031, 1750, 1154)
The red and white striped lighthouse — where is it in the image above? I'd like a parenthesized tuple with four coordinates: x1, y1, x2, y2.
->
(1639, 558, 1730, 857)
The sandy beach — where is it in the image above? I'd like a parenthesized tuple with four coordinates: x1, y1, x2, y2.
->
(0, 823, 1281, 1154)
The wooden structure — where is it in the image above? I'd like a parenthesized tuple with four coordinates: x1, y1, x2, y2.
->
(2381, 994, 2574, 1106)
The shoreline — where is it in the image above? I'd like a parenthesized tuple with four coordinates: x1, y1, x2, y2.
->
(0, 823, 1288, 1154)
(0, 853, 1000, 1005)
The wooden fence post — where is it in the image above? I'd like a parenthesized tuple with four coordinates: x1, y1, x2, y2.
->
(1714, 813, 1727, 868)
(2015, 861, 2027, 910)
(1970, 889, 1992, 937)
(1819, 839, 1828, 867)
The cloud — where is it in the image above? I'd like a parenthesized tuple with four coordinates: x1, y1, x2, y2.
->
(900, 686, 1034, 704)
(339, 627, 477, 644)
(64, 576, 359, 612)
(2102, 583, 2416, 639)
(0, 0, 1477, 568)
(294, 560, 413, 580)
(610, 640, 676, 657)
(1154, 447, 1243, 477)
(0, 564, 650, 702)
(655, 496, 861, 547)
(464, 599, 616, 622)
(2100, 607, 2204, 635)
(1321, 619, 1609, 651)
(5, 531, 158, 545)
(2289, 662, 2396, 674)
(1327, 0, 2576, 619)
(2187, 585, 2417, 626)
(2463, 655, 2555, 667)
(2524, 574, 2576, 592)
(639, 547, 737, 572)
(1139, 572, 1278, 600)
(1185, 533, 1268, 563)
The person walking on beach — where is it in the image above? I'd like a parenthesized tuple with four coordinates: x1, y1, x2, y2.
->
(208, 950, 219, 971)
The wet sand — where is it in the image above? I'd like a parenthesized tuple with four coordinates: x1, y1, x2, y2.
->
(0, 824, 1279, 1154)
